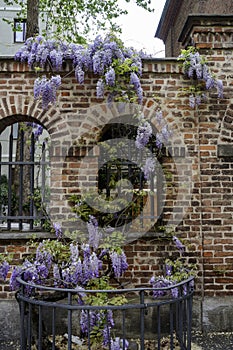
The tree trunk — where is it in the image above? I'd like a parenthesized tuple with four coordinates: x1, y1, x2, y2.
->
(26, 0, 39, 38)
(14, 125, 34, 219)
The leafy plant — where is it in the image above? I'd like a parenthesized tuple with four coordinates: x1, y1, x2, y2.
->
(178, 46, 223, 108)
(150, 234, 196, 299)
(0, 175, 8, 208)
(2, 0, 154, 44)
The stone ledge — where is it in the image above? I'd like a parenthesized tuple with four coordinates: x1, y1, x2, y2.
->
(0, 231, 55, 240)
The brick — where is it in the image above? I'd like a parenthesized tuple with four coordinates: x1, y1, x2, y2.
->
(0, 31, 232, 301)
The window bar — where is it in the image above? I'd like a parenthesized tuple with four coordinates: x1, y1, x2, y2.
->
(7, 126, 14, 230)
(150, 170, 155, 223)
(52, 307, 56, 350)
(29, 132, 35, 230)
(183, 297, 187, 346)
(139, 290, 145, 350)
(28, 303, 32, 350)
(38, 305, 43, 350)
(139, 150, 144, 227)
(41, 142, 46, 227)
(180, 300, 184, 346)
(187, 289, 193, 350)
(122, 309, 127, 350)
(176, 299, 183, 345)
(157, 165, 164, 220)
(169, 303, 174, 349)
(157, 304, 161, 350)
(19, 129, 24, 231)
(106, 163, 111, 199)
(19, 284, 26, 350)
(127, 140, 134, 223)
(128, 161, 133, 223)
(67, 292, 72, 350)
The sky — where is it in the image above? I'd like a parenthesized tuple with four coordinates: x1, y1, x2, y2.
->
(116, 0, 166, 57)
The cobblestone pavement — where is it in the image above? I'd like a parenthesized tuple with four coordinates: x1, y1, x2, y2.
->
(192, 331, 233, 350)
(1, 332, 233, 349)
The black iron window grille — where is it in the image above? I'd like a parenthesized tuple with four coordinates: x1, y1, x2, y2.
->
(97, 122, 164, 230)
(0, 123, 50, 231)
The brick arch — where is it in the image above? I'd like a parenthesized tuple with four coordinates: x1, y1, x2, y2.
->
(0, 95, 75, 229)
(63, 99, 170, 145)
(0, 94, 69, 137)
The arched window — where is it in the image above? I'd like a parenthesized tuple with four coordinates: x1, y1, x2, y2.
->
(0, 122, 50, 231)
(97, 122, 164, 231)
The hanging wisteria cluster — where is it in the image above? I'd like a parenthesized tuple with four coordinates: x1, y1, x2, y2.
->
(15, 34, 145, 109)
(178, 47, 223, 108)
(135, 109, 172, 179)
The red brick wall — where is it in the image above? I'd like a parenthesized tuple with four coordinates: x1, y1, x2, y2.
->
(0, 21, 233, 300)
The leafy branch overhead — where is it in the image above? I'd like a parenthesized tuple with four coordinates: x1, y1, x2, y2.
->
(2, 0, 154, 43)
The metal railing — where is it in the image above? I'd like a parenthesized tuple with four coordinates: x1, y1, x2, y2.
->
(17, 276, 194, 350)
(0, 124, 50, 231)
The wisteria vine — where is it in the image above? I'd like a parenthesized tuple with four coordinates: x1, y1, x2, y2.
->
(150, 234, 195, 299)
(15, 34, 145, 109)
(178, 46, 223, 108)
(2, 217, 129, 348)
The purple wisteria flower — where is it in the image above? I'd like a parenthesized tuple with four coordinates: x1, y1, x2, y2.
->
(36, 242, 52, 269)
(142, 157, 155, 180)
(172, 235, 185, 253)
(135, 121, 152, 149)
(33, 124, 43, 140)
(110, 251, 128, 278)
(53, 222, 63, 239)
(179, 49, 224, 107)
(0, 261, 10, 280)
(75, 66, 85, 84)
(49, 49, 63, 70)
(105, 67, 116, 86)
(15, 34, 144, 108)
(189, 94, 196, 109)
(216, 79, 223, 98)
(10, 266, 22, 291)
(171, 286, 179, 298)
(34, 75, 61, 109)
(70, 243, 79, 263)
(96, 78, 105, 98)
(149, 276, 173, 298)
(130, 72, 143, 104)
(87, 215, 102, 250)
(155, 124, 172, 148)
(110, 337, 129, 350)
(155, 110, 164, 127)
(165, 263, 172, 276)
